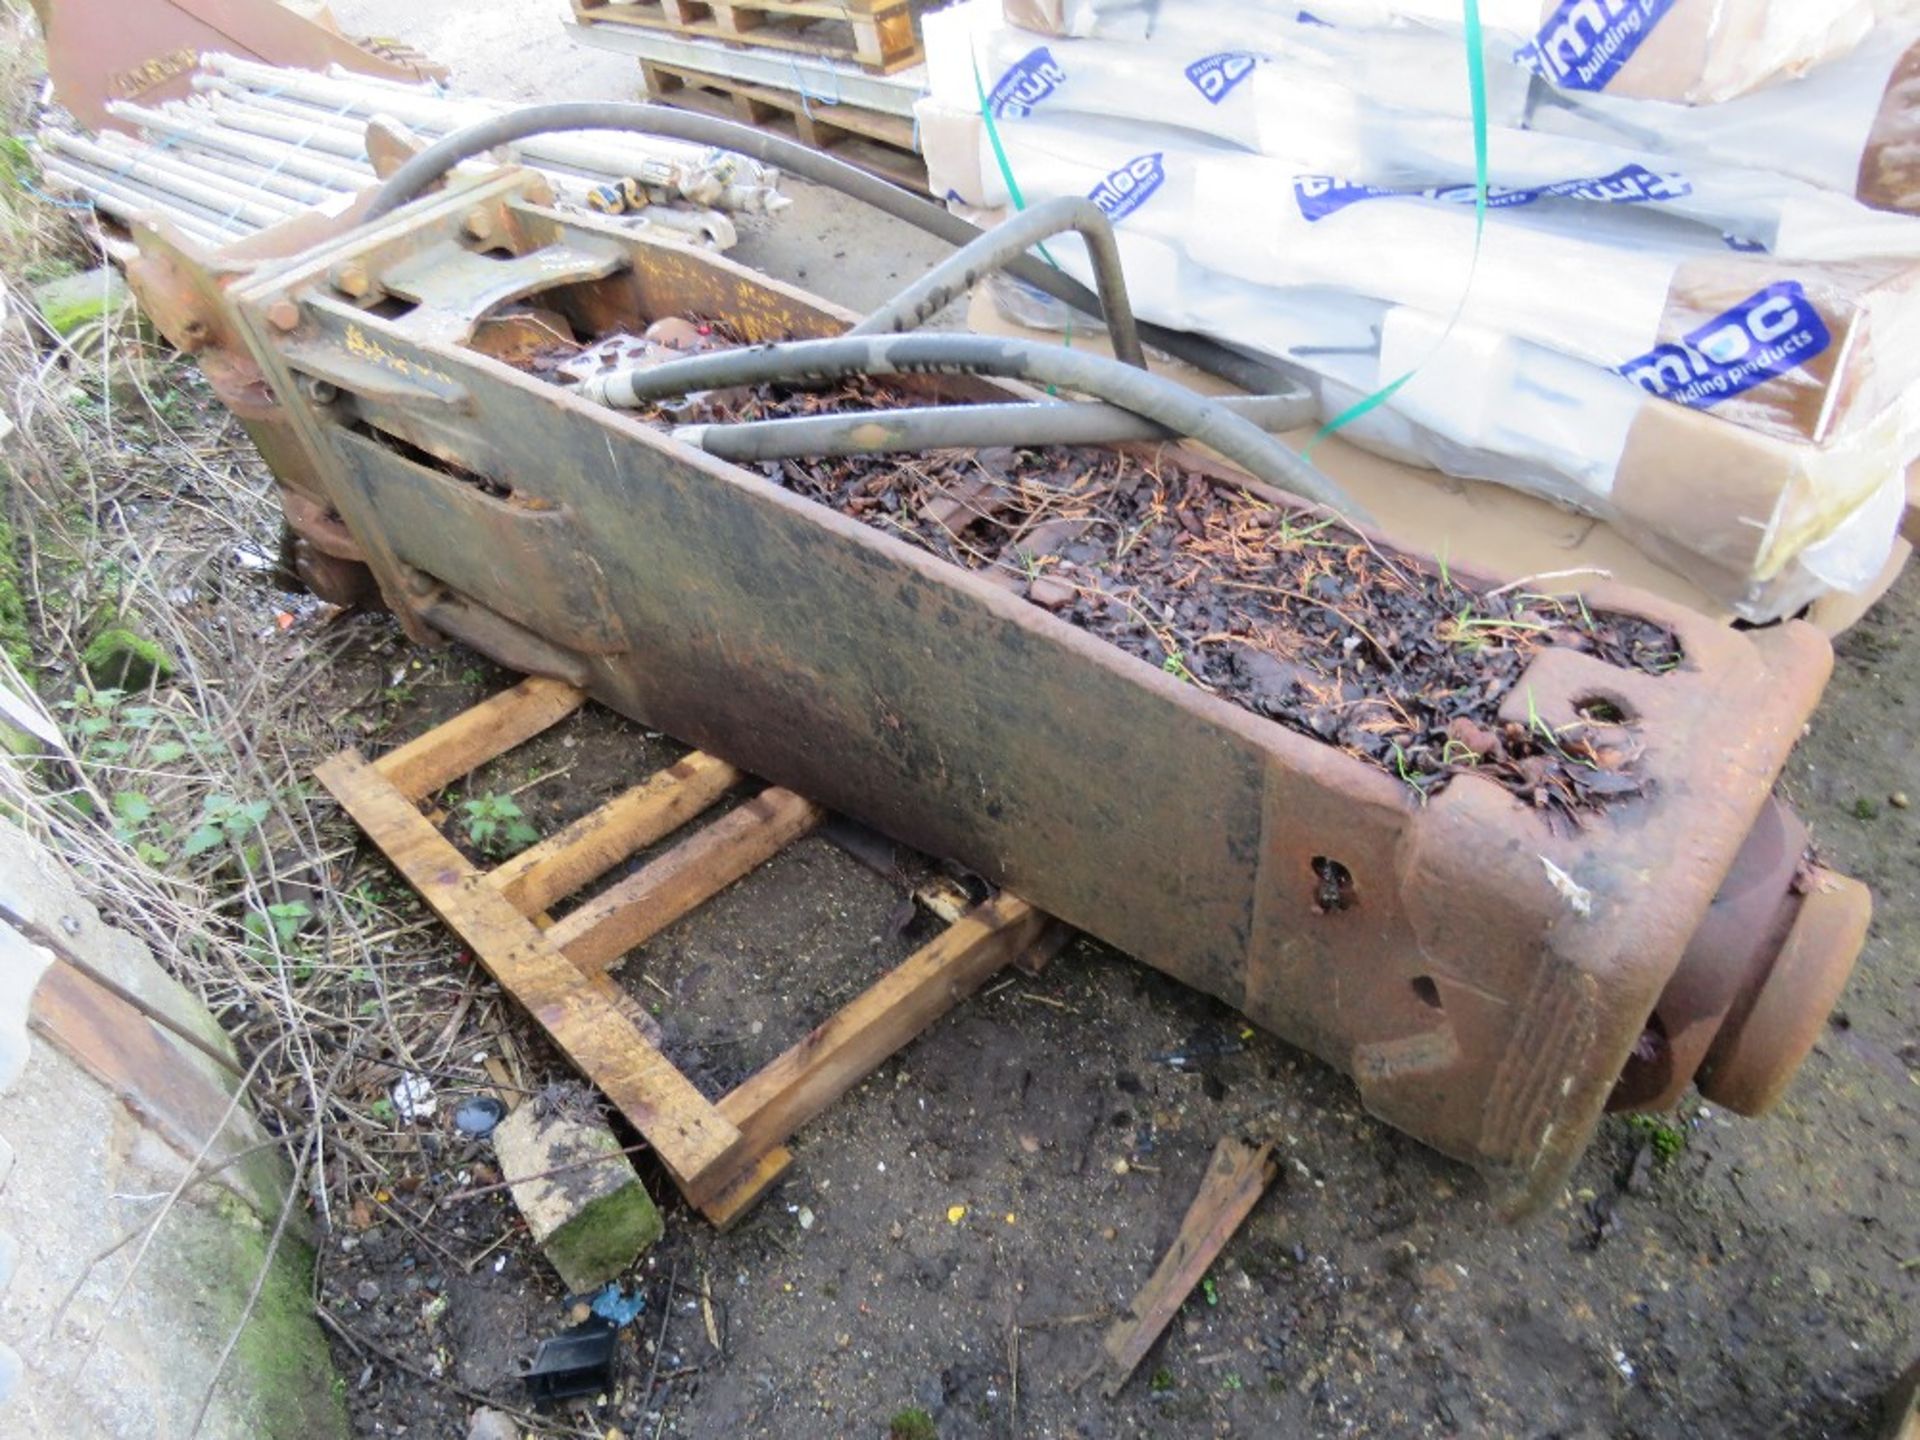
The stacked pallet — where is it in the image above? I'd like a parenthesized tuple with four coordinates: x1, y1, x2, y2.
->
(574, 0, 919, 72)
(569, 0, 929, 189)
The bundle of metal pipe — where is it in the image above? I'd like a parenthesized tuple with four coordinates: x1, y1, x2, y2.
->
(35, 52, 783, 249)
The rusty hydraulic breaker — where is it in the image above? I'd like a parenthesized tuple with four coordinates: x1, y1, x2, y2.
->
(126, 156, 1870, 1216)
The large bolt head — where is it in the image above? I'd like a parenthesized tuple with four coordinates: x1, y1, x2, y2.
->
(331, 263, 373, 299)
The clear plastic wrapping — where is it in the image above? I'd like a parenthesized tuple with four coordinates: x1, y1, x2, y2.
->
(999, 0, 1876, 103)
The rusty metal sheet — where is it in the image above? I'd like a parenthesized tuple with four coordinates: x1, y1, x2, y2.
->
(33, 0, 446, 136)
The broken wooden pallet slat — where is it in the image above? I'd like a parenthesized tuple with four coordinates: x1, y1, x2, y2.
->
(1097, 1136, 1279, 1396)
(718, 892, 1046, 1158)
(489, 750, 744, 915)
(698, 1144, 796, 1230)
(317, 748, 747, 1196)
(324, 679, 1063, 1229)
(547, 786, 824, 973)
(374, 675, 585, 802)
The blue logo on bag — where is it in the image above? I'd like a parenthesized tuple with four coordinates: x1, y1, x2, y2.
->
(1089, 154, 1165, 223)
(1722, 232, 1768, 253)
(1292, 176, 1399, 222)
(1515, 0, 1679, 92)
(1296, 9, 1334, 26)
(988, 46, 1067, 118)
(1292, 164, 1689, 221)
(1536, 163, 1690, 204)
(1186, 52, 1258, 105)
(1617, 282, 1830, 409)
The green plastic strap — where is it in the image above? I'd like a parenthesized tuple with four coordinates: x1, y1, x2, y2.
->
(971, 52, 1071, 353)
(1306, 0, 1489, 454)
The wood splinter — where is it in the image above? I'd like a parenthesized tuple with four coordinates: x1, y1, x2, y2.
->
(1095, 1135, 1279, 1397)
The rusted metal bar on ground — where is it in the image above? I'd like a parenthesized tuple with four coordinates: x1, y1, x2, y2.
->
(1096, 1137, 1279, 1397)
(139, 164, 1871, 1216)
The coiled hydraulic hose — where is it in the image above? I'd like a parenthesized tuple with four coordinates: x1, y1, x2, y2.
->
(581, 333, 1361, 516)
(849, 195, 1145, 370)
(673, 392, 1316, 463)
(361, 102, 1293, 394)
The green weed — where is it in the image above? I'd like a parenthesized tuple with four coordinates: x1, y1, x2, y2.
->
(460, 791, 538, 856)
(1627, 1113, 1687, 1163)
(888, 1408, 937, 1440)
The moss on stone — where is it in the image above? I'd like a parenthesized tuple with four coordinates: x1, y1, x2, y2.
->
(31, 264, 132, 338)
(178, 1192, 349, 1440)
(548, 1177, 664, 1293)
(0, 501, 29, 676)
(81, 624, 172, 690)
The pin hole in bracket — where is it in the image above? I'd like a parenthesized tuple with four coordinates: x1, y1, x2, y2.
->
(1312, 856, 1357, 913)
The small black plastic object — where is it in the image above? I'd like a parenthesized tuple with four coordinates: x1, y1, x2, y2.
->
(523, 1317, 618, 1404)
(454, 1095, 508, 1138)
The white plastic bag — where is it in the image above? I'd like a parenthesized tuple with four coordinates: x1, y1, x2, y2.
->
(928, 2, 1920, 258)
(1537, 24, 1920, 215)
(930, 102, 1920, 448)
(920, 101, 1913, 615)
(999, 0, 1876, 103)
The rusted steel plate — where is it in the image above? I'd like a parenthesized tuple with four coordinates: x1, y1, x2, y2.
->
(33, 0, 445, 136)
(146, 170, 1867, 1215)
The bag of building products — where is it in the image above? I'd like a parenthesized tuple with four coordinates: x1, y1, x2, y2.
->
(1535, 23, 1920, 216)
(929, 102, 1920, 451)
(926, 1, 1920, 260)
(999, 0, 1875, 104)
(963, 3, 1532, 138)
(919, 101, 1915, 619)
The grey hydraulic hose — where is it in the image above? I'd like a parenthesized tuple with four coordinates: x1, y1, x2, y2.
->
(849, 195, 1146, 370)
(360, 101, 1296, 393)
(673, 392, 1314, 463)
(581, 333, 1361, 517)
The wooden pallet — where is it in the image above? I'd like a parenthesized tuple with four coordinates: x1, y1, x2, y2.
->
(574, 0, 920, 74)
(640, 58, 927, 193)
(318, 676, 1053, 1226)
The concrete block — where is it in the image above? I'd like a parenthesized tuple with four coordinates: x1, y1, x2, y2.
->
(0, 814, 346, 1437)
(80, 626, 174, 691)
(30, 265, 133, 339)
(492, 1105, 662, 1294)
(0, 924, 50, 1093)
(0, 819, 243, 1086)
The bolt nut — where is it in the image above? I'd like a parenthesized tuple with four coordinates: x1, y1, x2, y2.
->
(265, 300, 300, 332)
(298, 375, 339, 405)
(330, 262, 373, 299)
(462, 208, 494, 241)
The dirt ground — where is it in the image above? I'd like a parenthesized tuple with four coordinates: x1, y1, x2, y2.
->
(307, 582, 1919, 1440)
(50, 4, 1920, 1436)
